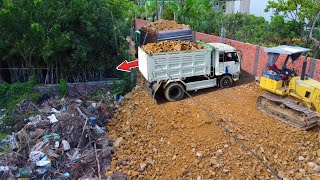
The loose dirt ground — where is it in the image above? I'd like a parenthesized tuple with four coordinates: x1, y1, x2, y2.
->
(108, 73, 320, 179)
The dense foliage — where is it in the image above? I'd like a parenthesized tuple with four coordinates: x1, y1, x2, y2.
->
(136, 0, 320, 57)
(0, 0, 136, 83)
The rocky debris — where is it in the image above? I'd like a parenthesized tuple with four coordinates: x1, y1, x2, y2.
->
(107, 73, 320, 179)
(142, 19, 190, 32)
(0, 92, 121, 179)
(142, 40, 204, 55)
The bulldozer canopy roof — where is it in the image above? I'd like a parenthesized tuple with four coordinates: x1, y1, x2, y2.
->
(264, 45, 311, 55)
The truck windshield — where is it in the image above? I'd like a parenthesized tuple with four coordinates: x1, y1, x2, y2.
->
(219, 52, 239, 62)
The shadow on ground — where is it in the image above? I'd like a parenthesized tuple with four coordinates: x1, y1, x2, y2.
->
(154, 71, 256, 104)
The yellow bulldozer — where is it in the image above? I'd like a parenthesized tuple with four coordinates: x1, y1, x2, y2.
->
(257, 45, 320, 130)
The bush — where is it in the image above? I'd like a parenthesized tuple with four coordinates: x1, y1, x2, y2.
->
(59, 78, 68, 96)
(0, 75, 40, 115)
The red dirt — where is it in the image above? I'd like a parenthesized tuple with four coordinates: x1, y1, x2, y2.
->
(107, 75, 320, 179)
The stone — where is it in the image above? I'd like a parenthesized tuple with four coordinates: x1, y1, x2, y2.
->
(299, 169, 305, 176)
(140, 163, 147, 171)
(172, 155, 177, 160)
(196, 152, 205, 158)
(317, 149, 320, 157)
(114, 137, 124, 149)
(216, 149, 223, 156)
(298, 156, 305, 161)
(105, 171, 113, 177)
(294, 172, 302, 179)
(131, 171, 139, 177)
(277, 171, 285, 178)
(196, 176, 201, 180)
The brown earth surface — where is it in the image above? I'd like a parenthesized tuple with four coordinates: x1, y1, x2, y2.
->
(142, 20, 190, 32)
(107, 74, 320, 179)
(142, 41, 204, 55)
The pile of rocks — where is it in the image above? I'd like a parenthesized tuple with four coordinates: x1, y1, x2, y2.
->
(142, 41, 204, 55)
(142, 20, 190, 32)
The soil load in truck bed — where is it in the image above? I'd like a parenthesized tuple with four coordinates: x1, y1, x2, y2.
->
(139, 20, 193, 45)
(142, 40, 204, 55)
(142, 20, 190, 32)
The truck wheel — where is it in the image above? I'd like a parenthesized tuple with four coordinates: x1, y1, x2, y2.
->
(164, 83, 185, 101)
(220, 76, 233, 88)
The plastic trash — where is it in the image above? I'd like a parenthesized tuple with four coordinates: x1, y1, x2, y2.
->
(9, 132, 18, 150)
(36, 156, 51, 166)
(89, 117, 96, 127)
(63, 172, 70, 177)
(54, 141, 60, 148)
(0, 166, 9, 171)
(62, 140, 70, 151)
(48, 114, 58, 123)
(51, 108, 59, 113)
(29, 151, 44, 162)
(18, 168, 32, 177)
(43, 133, 60, 141)
(119, 95, 124, 101)
(35, 167, 48, 175)
(94, 124, 105, 134)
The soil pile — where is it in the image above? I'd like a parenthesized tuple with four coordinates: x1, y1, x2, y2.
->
(142, 20, 190, 32)
(107, 74, 320, 179)
(142, 41, 204, 55)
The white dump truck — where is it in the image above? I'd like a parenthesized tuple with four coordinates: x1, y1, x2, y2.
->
(138, 41, 242, 101)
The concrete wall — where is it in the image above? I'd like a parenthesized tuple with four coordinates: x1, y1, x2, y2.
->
(240, 0, 250, 14)
(34, 79, 122, 97)
(135, 19, 320, 80)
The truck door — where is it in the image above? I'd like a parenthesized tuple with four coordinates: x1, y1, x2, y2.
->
(222, 52, 240, 75)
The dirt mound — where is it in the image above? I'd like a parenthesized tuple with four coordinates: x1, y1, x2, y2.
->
(107, 74, 320, 179)
(142, 41, 204, 55)
(142, 20, 190, 32)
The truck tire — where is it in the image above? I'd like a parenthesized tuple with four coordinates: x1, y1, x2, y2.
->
(164, 83, 185, 101)
(220, 76, 233, 88)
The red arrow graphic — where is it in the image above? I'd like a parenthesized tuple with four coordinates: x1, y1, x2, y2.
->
(116, 59, 139, 72)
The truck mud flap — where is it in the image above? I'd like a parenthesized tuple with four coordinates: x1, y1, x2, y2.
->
(145, 81, 161, 103)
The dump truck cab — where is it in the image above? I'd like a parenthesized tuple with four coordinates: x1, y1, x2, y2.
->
(208, 43, 241, 81)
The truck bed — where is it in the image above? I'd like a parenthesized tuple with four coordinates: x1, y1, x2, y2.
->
(140, 28, 193, 45)
(138, 47, 211, 82)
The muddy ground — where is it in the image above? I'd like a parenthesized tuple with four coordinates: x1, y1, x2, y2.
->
(107, 72, 320, 179)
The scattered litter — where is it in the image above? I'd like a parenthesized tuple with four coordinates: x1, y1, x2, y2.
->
(62, 140, 70, 151)
(0, 166, 9, 171)
(51, 108, 60, 113)
(29, 151, 45, 163)
(89, 117, 97, 127)
(0, 93, 116, 179)
(48, 114, 58, 123)
(43, 133, 60, 141)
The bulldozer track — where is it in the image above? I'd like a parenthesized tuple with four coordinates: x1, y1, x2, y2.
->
(256, 93, 319, 130)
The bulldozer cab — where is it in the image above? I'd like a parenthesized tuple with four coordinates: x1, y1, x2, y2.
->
(260, 45, 311, 96)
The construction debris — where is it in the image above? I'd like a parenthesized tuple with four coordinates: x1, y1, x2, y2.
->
(142, 20, 190, 32)
(0, 92, 122, 179)
(142, 40, 204, 55)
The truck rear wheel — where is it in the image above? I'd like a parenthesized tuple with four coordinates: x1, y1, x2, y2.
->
(220, 76, 233, 88)
(164, 83, 185, 101)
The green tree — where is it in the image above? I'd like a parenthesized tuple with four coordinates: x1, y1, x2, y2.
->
(0, 0, 136, 83)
